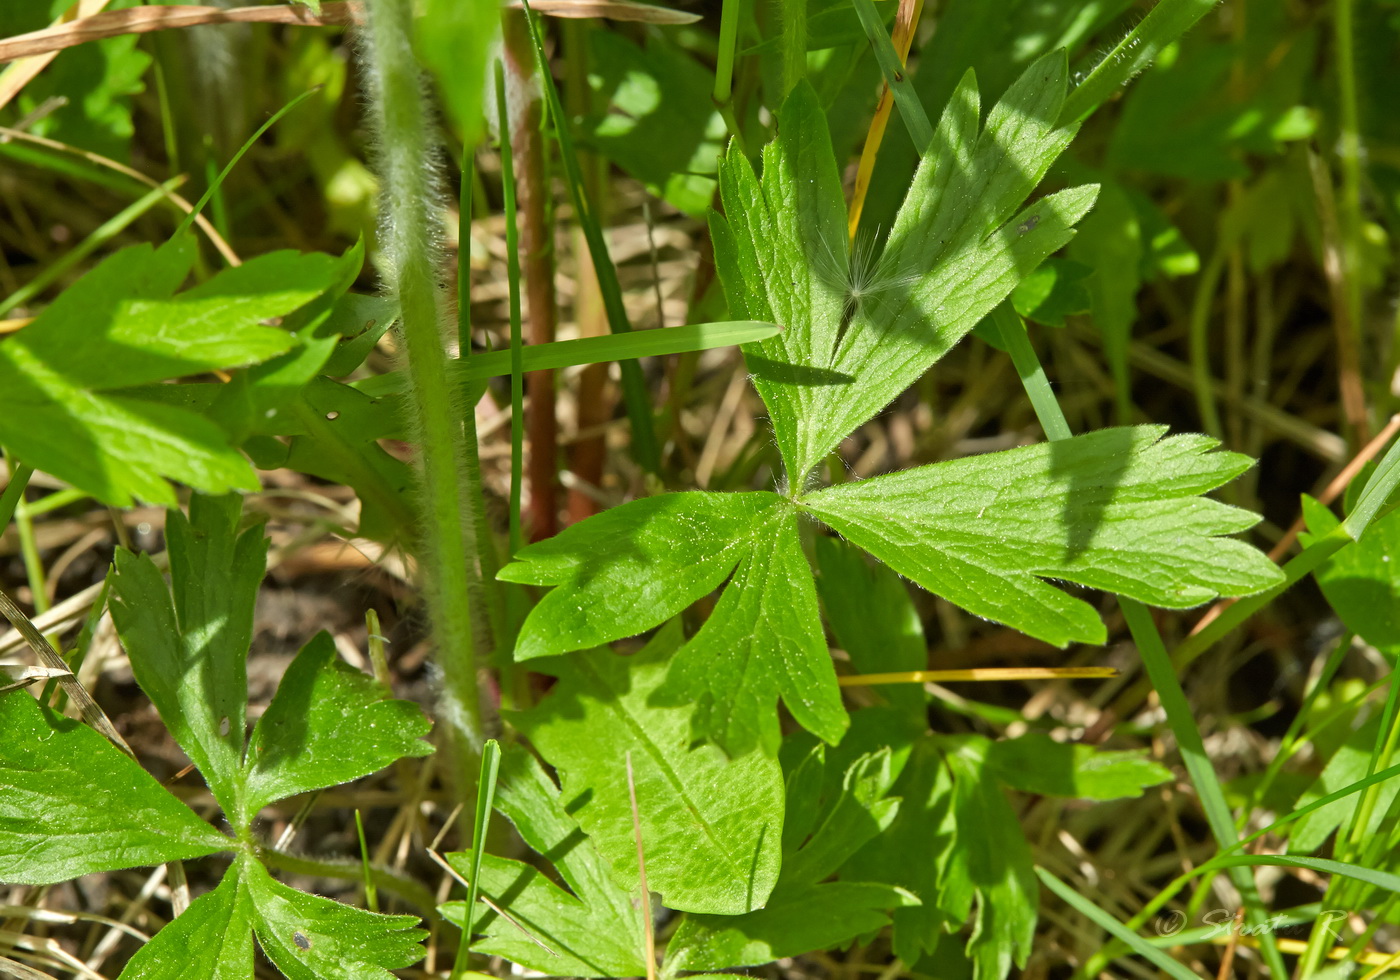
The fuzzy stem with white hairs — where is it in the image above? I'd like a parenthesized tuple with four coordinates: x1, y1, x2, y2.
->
(361, 0, 483, 783)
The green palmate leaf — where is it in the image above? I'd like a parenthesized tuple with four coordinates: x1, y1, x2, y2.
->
(502, 489, 845, 755)
(109, 494, 267, 820)
(0, 691, 230, 886)
(667, 750, 916, 972)
(801, 426, 1284, 647)
(501, 490, 781, 658)
(243, 632, 433, 816)
(0, 237, 343, 505)
(244, 858, 425, 979)
(656, 504, 846, 755)
(712, 55, 1096, 484)
(986, 733, 1172, 800)
(441, 748, 647, 978)
(515, 629, 785, 914)
(117, 865, 255, 980)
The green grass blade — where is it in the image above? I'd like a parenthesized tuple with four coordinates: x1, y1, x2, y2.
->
(450, 738, 502, 980)
(850, 0, 933, 152)
(173, 86, 319, 243)
(0, 178, 182, 317)
(495, 61, 526, 555)
(0, 463, 34, 532)
(1345, 431, 1400, 539)
(1059, 0, 1221, 125)
(1202, 855, 1400, 896)
(353, 321, 779, 399)
(517, 0, 661, 474)
(1035, 866, 1201, 980)
(354, 809, 378, 913)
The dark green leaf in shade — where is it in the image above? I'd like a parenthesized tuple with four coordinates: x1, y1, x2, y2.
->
(515, 629, 785, 914)
(1302, 494, 1400, 655)
(802, 426, 1283, 647)
(814, 536, 926, 714)
(584, 31, 724, 216)
(0, 692, 230, 885)
(838, 736, 960, 965)
(1009, 257, 1093, 328)
(942, 736, 1037, 980)
(1287, 713, 1400, 855)
(985, 733, 1172, 800)
(243, 632, 433, 816)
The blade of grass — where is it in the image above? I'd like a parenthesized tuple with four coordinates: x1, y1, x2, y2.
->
(450, 738, 501, 980)
(711, 0, 745, 152)
(351, 321, 780, 399)
(0, 177, 183, 317)
(0, 125, 239, 264)
(495, 60, 526, 556)
(354, 810, 378, 913)
(0, 462, 34, 531)
(1036, 866, 1201, 980)
(518, 0, 660, 473)
(850, 0, 932, 153)
(992, 304, 1287, 976)
(172, 86, 319, 243)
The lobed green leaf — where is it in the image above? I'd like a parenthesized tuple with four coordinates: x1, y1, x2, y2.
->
(441, 748, 647, 979)
(0, 239, 343, 506)
(0, 692, 230, 886)
(515, 630, 786, 914)
(109, 493, 267, 819)
(243, 632, 433, 816)
(802, 426, 1283, 647)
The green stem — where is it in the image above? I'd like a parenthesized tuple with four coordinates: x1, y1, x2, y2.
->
(363, 0, 483, 788)
(992, 305, 1286, 977)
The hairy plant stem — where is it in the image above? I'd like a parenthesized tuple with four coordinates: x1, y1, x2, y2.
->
(363, 0, 483, 794)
